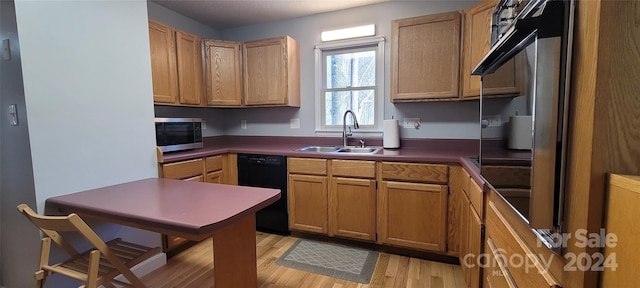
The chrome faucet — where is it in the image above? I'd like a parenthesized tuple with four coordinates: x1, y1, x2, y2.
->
(342, 110, 359, 147)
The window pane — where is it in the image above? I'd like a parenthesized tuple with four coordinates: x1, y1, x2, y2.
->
(326, 50, 375, 89)
(324, 90, 375, 126)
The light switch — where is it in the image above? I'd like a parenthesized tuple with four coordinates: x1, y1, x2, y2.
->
(8, 104, 18, 126)
(2, 39, 10, 61)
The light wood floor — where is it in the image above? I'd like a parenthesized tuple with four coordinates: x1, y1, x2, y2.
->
(142, 232, 467, 288)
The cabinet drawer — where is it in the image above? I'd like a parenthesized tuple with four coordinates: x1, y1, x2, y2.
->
(331, 160, 375, 178)
(162, 159, 204, 179)
(486, 201, 561, 288)
(205, 155, 224, 172)
(469, 179, 484, 218)
(381, 162, 448, 183)
(485, 238, 517, 288)
(288, 158, 327, 175)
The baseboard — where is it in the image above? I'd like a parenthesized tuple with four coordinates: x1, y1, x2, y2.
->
(113, 252, 167, 284)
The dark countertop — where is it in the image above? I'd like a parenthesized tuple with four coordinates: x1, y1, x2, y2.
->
(158, 136, 517, 187)
(46, 178, 280, 240)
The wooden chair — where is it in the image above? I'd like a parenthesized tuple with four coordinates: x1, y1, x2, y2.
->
(17, 204, 161, 288)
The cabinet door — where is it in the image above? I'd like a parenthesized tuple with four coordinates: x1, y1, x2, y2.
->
(468, 206, 483, 288)
(148, 21, 178, 104)
(243, 37, 287, 106)
(206, 170, 224, 184)
(448, 166, 467, 255)
(379, 181, 448, 251)
(204, 40, 243, 106)
(391, 11, 461, 101)
(288, 174, 328, 234)
(461, 0, 520, 98)
(459, 193, 471, 279)
(329, 177, 376, 241)
(175, 30, 204, 106)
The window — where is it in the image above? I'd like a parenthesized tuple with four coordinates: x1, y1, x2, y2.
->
(315, 36, 384, 133)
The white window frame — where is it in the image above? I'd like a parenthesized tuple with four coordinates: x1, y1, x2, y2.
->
(314, 36, 385, 134)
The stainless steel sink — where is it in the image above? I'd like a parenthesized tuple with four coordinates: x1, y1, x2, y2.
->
(295, 145, 381, 154)
(296, 146, 341, 153)
(336, 147, 381, 154)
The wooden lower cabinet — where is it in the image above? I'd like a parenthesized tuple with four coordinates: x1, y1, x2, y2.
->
(206, 170, 223, 183)
(467, 204, 483, 287)
(158, 154, 231, 254)
(288, 174, 328, 234)
(287, 158, 328, 234)
(378, 181, 448, 252)
(328, 177, 377, 241)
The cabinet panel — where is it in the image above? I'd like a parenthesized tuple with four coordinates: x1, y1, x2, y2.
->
(486, 200, 561, 288)
(175, 31, 204, 106)
(148, 21, 178, 104)
(329, 177, 376, 241)
(331, 160, 376, 178)
(205, 155, 224, 172)
(381, 162, 448, 183)
(379, 181, 448, 251)
(461, 0, 521, 99)
(468, 206, 483, 287)
(484, 238, 517, 288)
(161, 158, 204, 180)
(288, 158, 327, 175)
(448, 166, 466, 255)
(469, 178, 484, 219)
(391, 12, 461, 101)
(204, 40, 243, 106)
(206, 170, 224, 184)
(288, 174, 328, 234)
(243, 36, 300, 107)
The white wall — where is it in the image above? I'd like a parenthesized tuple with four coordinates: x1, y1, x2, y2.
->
(10, 1, 160, 286)
(216, 1, 483, 139)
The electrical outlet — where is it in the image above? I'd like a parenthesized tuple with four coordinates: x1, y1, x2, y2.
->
(290, 118, 300, 129)
(485, 115, 502, 127)
(241, 120, 247, 129)
(403, 118, 420, 129)
(201, 119, 207, 130)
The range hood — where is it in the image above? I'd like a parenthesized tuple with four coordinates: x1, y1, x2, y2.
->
(471, 0, 565, 76)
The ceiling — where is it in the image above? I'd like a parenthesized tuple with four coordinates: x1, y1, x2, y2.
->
(151, 0, 394, 29)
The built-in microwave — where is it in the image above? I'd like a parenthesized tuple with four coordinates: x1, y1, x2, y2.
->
(155, 118, 203, 153)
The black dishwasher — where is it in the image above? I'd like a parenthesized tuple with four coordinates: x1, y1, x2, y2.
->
(237, 153, 289, 235)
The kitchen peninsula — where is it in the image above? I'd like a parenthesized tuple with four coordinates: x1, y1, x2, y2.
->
(45, 178, 280, 288)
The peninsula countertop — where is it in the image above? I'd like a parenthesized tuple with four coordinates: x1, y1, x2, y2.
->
(45, 178, 281, 240)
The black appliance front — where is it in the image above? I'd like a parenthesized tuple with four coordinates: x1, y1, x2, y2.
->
(237, 154, 289, 235)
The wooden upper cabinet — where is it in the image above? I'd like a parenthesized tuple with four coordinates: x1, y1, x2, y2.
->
(391, 11, 462, 102)
(461, 0, 521, 99)
(243, 36, 300, 107)
(175, 31, 204, 106)
(148, 21, 178, 104)
(204, 40, 243, 107)
(148, 21, 204, 106)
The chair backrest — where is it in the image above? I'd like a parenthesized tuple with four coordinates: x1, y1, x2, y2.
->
(17, 204, 118, 259)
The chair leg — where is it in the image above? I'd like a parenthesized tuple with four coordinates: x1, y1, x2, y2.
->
(85, 250, 100, 288)
(34, 270, 45, 288)
(36, 238, 51, 288)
